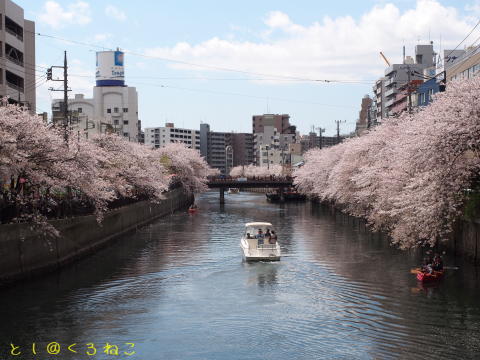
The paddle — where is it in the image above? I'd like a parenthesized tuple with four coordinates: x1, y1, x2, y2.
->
(443, 266, 459, 270)
(410, 266, 457, 274)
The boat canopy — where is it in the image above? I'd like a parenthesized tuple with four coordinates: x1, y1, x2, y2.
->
(245, 222, 273, 227)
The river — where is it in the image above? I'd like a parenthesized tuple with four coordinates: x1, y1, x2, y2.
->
(1, 192, 480, 359)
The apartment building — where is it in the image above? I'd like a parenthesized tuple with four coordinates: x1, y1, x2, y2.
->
(0, 0, 35, 111)
(145, 122, 200, 150)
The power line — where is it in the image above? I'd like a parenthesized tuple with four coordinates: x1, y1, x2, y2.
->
(444, 19, 480, 60)
(27, 29, 376, 84)
(67, 73, 375, 84)
(132, 81, 357, 109)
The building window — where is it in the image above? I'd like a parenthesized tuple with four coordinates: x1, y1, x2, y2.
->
(123, 108, 128, 112)
(123, 120, 129, 125)
(107, 108, 111, 113)
(123, 132, 129, 137)
(114, 107, 119, 113)
(78, 107, 82, 113)
(114, 119, 119, 125)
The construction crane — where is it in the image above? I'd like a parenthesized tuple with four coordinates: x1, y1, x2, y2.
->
(379, 51, 391, 67)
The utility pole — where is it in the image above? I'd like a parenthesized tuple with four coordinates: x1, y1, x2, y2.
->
(407, 65, 412, 114)
(63, 51, 68, 141)
(315, 127, 325, 149)
(47, 51, 71, 143)
(335, 120, 345, 144)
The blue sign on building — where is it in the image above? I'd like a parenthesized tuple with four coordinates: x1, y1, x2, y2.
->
(114, 51, 124, 66)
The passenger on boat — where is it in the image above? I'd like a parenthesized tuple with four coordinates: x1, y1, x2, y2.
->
(265, 229, 272, 242)
(421, 257, 433, 274)
(256, 229, 265, 245)
(269, 231, 277, 244)
(246, 232, 251, 239)
(432, 254, 444, 271)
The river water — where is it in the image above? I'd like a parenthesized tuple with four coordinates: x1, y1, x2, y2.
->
(1, 192, 480, 359)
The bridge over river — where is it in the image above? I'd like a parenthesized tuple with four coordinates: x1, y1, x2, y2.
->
(207, 177, 294, 203)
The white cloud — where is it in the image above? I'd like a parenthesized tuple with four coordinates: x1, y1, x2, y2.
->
(38, 1, 91, 29)
(143, 0, 476, 82)
(93, 33, 112, 42)
(105, 5, 126, 21)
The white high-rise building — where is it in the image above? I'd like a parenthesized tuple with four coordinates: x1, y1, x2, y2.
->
(52, 50, 140, 141)
(144, 123, 200, 150)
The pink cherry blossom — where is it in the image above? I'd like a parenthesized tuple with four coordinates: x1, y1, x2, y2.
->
(295, 77, 480, 249)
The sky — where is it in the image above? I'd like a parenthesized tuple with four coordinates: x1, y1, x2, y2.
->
(14, 0, 480, 136)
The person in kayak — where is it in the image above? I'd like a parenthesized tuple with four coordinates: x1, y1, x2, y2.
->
(432, 253, 444, 271)
(421, 257, 433, 274)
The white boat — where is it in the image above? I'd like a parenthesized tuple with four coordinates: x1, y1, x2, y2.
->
(228, 188, 240, 194)
(240, 222, 281, 262)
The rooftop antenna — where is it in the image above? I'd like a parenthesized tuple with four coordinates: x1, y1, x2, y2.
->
(403, 45, 406, 64)
(266, 97, 270, 113)
(438, 34, 443, 68)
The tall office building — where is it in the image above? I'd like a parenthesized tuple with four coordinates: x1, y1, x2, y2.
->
(0, 0, 35, 111)
(200, 123, 254, 174)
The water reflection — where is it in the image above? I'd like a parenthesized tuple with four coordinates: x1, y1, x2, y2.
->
(0, 192, 479, 360)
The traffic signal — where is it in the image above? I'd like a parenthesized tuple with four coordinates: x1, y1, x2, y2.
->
(46, 67, 52, 80)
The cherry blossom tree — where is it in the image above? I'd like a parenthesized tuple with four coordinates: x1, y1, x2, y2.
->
(229, 164, 285, 178)
(91, 134, 169, 202)
(157, 142, 210, 193)
(0, 101, 113, 233)
(0, 102, 211, 234)
(295, 77, 480, 249)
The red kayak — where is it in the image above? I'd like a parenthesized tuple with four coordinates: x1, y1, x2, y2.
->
(416, 270, 444, 283)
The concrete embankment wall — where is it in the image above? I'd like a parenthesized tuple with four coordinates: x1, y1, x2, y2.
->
(449, 220, 480, 264)
(313, 199, 480, 263)
(0, 188, 193, 285)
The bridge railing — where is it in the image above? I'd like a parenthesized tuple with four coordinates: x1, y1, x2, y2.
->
(208, 176, 293, 182)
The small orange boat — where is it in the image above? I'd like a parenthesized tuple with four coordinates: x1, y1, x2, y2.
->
(188, 206, 198, 214)
(411, 268, 444, 283)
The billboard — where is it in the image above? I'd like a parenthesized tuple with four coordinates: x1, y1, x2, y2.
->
(96, 50, 125, 86)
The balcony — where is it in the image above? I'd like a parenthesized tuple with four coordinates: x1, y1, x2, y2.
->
(385, 98, 395, 108)
(385, 87, 396, 98)
(6, 70, 24, 93)
(5, 43, 24, 67)
(5, 17, 23, 42)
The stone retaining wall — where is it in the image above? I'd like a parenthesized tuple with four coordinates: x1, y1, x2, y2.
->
(0, 188, 193, 285)
(449, 219, 480, 264)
